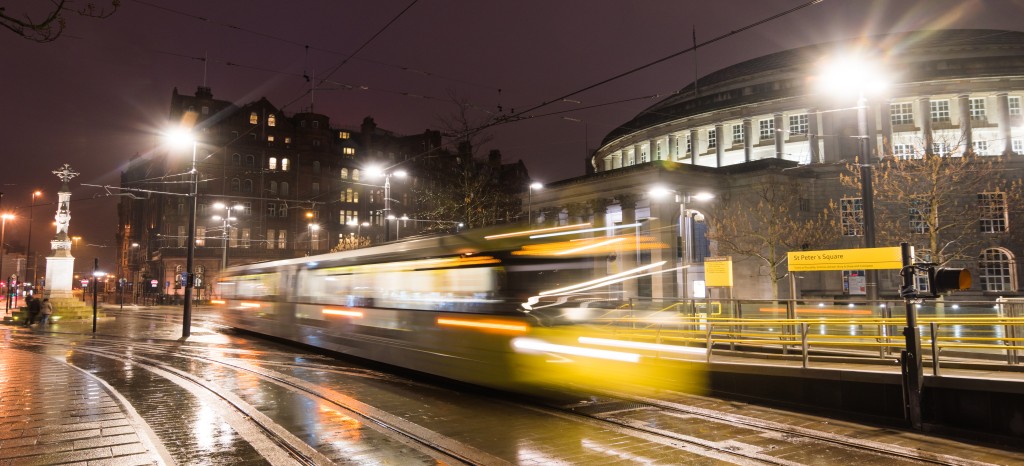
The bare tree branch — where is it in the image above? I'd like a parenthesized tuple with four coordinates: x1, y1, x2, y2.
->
(1, 0, 119, 42)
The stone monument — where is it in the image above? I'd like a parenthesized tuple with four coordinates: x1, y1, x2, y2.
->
(44, 165, 93, 319)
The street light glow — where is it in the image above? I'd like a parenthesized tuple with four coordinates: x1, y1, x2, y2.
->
(530, 182, 543, 190)
(815, 54, 888, 97)
(165, 128, 195, 147)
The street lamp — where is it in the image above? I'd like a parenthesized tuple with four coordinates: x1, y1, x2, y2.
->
(166, 128, 199, 338)
(650, 186, 714, 299)
(26, 190, 41, 293)
(367, 167, 407, 241)
(528, 182, 543, 224)
(1, 213, 14, 312)
(212, 203, 242, 273)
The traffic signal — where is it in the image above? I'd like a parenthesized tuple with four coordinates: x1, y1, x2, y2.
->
(928, 267, 971, 295)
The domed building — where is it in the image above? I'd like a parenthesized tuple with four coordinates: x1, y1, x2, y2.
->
(530, 29, 1024, 302)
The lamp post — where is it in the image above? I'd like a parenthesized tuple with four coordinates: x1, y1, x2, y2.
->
(212, 203, 241, 273)
(368, 167, 407, 241)
(650, 187, 714, 299)
(26, 190, 41, 293)
(528, 182, 543, 225)
(1, 213, 13, 312)
(167, 129, 199, 339)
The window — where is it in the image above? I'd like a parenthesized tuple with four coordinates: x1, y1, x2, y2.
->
(249, 112, 258, 124)
(341, 210, 358, 224)
(352, 169, 360, 181)
(973, 140, 990, 156)
(230, 228, 239, 248)
(979, 248, 1015, 292)
(177, 225, 186, 247)
(241, 228, 251, 248)
(969, 98, 986, 120)
(284, 137, 292, 145)
(759, 119, 774, 140)
(280, 182, 290, 196)
(685, 135, 691, 155)
(278, 230, 287, 249)
(339, 131, 350, 139)
(340, 168, 348, 180)
(230, 178, 240, 192)
(909, 200, 929, 234)
(313, 161, 321, 174)
(841, 198, 863, 236)
(177, 199, 185, 215)
(311, 228, 321, 251)
(639, 147, 648, 163)
(266, 229, 275, 249)
(312, 121, 319, 129)
(707, 129, 717, 149)
(345, 188, 354, 203)
(893, 144, 917, 159)
(281, 158, 290, 171)
(269, 181, 278, 195)
(245, 155, 255, 167)
(1010, 96, 1021, 116)
(242, 202, 252, 215)
(1012, 138, 1023, 154)
(788, 114, 808, 135)
(313, 139, 321, 147)
(979, 192, 1007, 233)
(353, 190, 359, 203)
(201, 106, 209, 115)
(930, 100, 950, 123)
(343, 147, 355, 155)
(268, 114, 276, 127)
(196, 226, 206, 247)
(932, 142, 950, 156)
(732, 124, 745, 144)
(243, 179, 253, 193)
(312, 182, 320, 195)
(269, 157, 278, 170)
(890, 103, 914, 125)
(232, 153, 241, 166)
(267, 135, 275, 142)
(267, 204, 277, 217)
(278, 204, 287, 217)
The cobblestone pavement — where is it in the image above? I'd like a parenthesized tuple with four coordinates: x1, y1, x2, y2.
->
(2, 305, 1023, 465)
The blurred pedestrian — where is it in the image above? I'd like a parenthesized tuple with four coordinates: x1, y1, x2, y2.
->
(38, 298, 54, 326)
(23, 295, 41, 326)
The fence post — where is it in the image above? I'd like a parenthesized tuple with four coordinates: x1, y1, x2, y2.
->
(801, 322, 809, 368)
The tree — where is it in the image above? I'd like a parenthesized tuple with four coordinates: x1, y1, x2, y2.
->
(706, 173, 836, 299)
(2, 0, 119, 42)
(839, 141, 1021, 267)
(331, 234, 371, 252)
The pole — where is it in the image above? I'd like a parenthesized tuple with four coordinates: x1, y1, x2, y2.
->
(26, 193, 35, 292)
(221, 218, 228, 273)
(384, 175, 391, 242)
(92, 258, 98, 333)
(528, 187, 533, 224)
(858, 94, 878, 303)
(899, 242, 923, 429)
(0, 216, 7, 313)
(182, 140, 198, 338)
(119, 278, 124, 310)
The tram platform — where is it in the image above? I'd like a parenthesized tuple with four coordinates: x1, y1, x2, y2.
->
(2, 304, 1023, 465)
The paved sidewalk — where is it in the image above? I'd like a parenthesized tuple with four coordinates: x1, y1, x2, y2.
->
(0, 339, 167, 465)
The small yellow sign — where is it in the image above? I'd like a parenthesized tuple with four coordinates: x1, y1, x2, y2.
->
(705, 256, 733, 287)
(788, 247, 902, 272)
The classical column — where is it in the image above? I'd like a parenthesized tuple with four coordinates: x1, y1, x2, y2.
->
(689, 129, 699, 165)
(667, 134, 678, 161)
(649, 197, 680, 299)
(919, 97, 933, 155)
(714, 123, 724, 167)
(743, 118, 753, 162)
(774, 113, 784, 159)
(809, 108, 821, 163)
(613, 194, 639, 299)
(612, 151, 622, 169)
(958, 94, 973, 153)
(997, 93, 1012, 155)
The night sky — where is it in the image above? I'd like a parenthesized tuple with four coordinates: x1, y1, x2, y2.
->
(2, 0, 1022, 269)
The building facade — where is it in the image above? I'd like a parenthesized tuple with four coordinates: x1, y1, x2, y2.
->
(532, 29, 1024, 301)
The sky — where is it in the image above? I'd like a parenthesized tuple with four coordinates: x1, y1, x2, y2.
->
(2, 0, 1023, 270)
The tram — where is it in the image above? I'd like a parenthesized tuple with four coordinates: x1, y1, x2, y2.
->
(212, 224, 701, 392)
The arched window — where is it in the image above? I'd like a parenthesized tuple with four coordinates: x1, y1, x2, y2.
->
(979, 248, 1016, 292)
(281, 158, 290, 171)
(353, 190, 359, 203)
(269, 157, 277, 170)
(243, 179, 253, 193)
(280, 182, 290, 196)
(230, 178, 240, 192)
(232, 153, 241, 166)
(245, 155, 255, 167)
(269, 181, 278, 195)
(345, 188, 353, 202)
(352, 169, 360, 181)
(340, 168, 348, 180)
(268, 114, 276, 127)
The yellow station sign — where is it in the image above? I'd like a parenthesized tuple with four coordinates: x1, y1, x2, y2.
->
(788, 247, 902, 272)
(704, 256, 734, 287)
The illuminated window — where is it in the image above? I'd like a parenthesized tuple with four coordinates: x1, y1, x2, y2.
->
(979, 192, 1007, 233)
(788, 114, 808, 135)
(177, 225, 186, 247)
(240, 228, 250, 248)
(267, 135, 275, 142)
(890, 103, 914, 125)
(281, 158, 290, 171)
(284, 137, 292, 144)
(242, 202, 252, 215)
(196, 226, 206, 247)
(759, 119, 774, 140)
(281, 182, 290, 196)
(352, 169, 360, 181)
(249, 112, 258, 124)
(685, 135, 691, 154)
(278, 230, 287, 249)
(343, 147, 355, 155)
(841, 198, 863, 236)
(267, 229, 275, 249)
(345, 188, 353, 202)
(340, 168, 348, 179)
(732, 124, 744, 144)
(979, 248, 1015, 292)
(269, 157, 277, 170)
(311, 228, 320, 250)
(707, 129, 717, 149)
(339, 131, 350, 139)
(930, 100, 950, 123)
(268, 114, 276, 127)
(1010, 97, 1021, 116)
(353, 190, 359, 203)
(969, 98, 986, 120)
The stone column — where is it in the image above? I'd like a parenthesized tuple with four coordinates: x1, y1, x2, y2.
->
(773, 113, 784, 159)
(809, 109, 821, 163)
(668, 134, 678, 161)
(649, 198, 680, 299)
(958, 94, 973, 153)
(689, 129, 699, 165)
(919, 97, 933, 155)
(714, 123, 724, 167)
(743, 118, 753, 162)
(612, 151, 622, 169)
(614, 194, 639, 299)
(997, 93, 1012, 155)
(633, 143, 644, 164)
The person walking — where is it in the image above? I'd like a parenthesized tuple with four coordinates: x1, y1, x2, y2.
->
(37, 298, 53, 326)
(23, 295, 40, 326)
